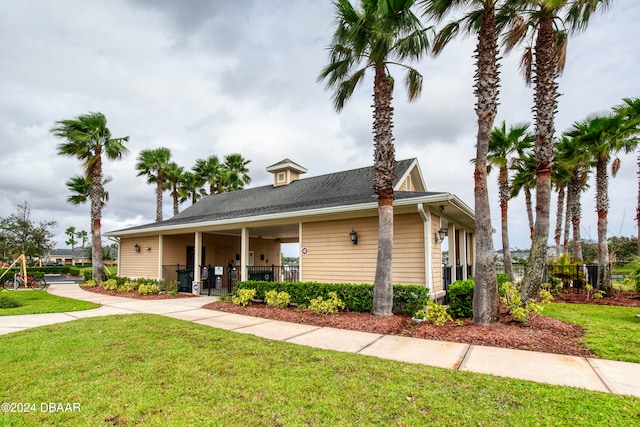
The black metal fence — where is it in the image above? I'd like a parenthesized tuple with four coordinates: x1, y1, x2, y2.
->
(495, 263, 599, 290)
(163, 264, 299, 296)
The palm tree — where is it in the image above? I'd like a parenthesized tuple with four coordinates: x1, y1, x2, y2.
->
(551, 150, 571, 259)
(193, 155, 222, 195)
(613, 97, 640, 256)
(510, 151, 536, 240)
(65, 226, 77, 266)
(319, 0, 429, 317)
(556, 134, 591, 262)
(565, 113, 632, 295)
(421, 0, 507, 325)
(76, 229, 89, 265)
(488, 121, 533, 281)
(136, 147, 172, 222)
(503, 0, 611, 301)
(178, 171, 206, 206)
(164, 162, 185, 216)
(53, 112, 129, 283)
(223, 153, 252, 191)
(65, 175, 112, 206)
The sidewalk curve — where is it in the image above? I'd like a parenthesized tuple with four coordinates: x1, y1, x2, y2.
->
(2, 282, 638, 398)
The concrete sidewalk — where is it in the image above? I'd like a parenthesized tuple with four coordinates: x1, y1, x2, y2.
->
(2, 282, 639, 398)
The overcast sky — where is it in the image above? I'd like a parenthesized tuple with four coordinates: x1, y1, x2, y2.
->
(0, 0, 637, 256)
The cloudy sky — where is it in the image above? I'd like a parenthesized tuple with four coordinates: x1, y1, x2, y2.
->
(0, 0, 637, 255)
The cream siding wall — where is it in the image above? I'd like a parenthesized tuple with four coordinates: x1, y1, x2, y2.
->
(301, 213, 426, 285)
(119, 236, 158, 279)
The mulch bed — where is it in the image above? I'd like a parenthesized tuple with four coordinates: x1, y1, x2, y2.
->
(202, 300, 594, 357)
(79, 284, 640, 358)
(81, 285, 197, 300)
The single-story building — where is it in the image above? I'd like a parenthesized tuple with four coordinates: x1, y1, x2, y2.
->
(105, 158, 475, 300)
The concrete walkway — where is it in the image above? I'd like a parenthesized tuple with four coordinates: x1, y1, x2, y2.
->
(2, 281, 639, 398)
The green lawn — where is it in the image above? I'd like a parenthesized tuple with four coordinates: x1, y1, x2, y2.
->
(0, 314, 638, 426)
(544, 303, 640, 363)
(0, 290, 99, 316)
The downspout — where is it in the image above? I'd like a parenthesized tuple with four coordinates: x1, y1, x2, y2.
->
(417, 203, 435, 300)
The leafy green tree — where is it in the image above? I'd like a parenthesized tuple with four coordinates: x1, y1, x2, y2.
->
(503, 0, 611, 302)
(488, 121, 533, 281)
(136, 147, 172, 222)
(0, 202, 57, 262)
(53, 112, 129, 283)
(319, 0, 429, 317)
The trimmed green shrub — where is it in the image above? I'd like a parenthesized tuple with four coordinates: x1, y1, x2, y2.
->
(264, 290, 291, 308)
(500, 281, 553, 322)
(232, 288, 256, 306)
(448, 279, 474, 318)
(425, 300, 454, 326)
(138, 283, 160, 295)
(234, 281, 428, 315)
(0, 295, 21, 309)
(309, 292, 345, 315)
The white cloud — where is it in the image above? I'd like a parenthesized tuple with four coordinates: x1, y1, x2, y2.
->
(0, 0, 637, 254)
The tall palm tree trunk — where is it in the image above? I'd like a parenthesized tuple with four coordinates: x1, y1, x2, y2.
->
(563, 187, 571, 255)
(172, 184, 180, 216)
(595, 155, 612, 295)
(521, 17, 558, 302)
(472, 8, 499, 326)
(637, 152, 640, 256)
(568, 174, 583, 262)
(499, 166, 514, 281)
(554, 187, 565, 258)
(156, 175, 163, 222)
(371, 65, 396, 318)
(525, 188, 534, 239)
(90, 157, 105, 283)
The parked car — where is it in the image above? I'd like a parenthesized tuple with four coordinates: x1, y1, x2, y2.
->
(44, 262, 62, 267)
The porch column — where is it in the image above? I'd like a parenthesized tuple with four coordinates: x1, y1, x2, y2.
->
(241, 227, 249, 281)
(460, 229, 468, 280)
(417, 204, 434, 299)
(298, 222, 303, 281)
(157, 235, 164, 280)
(193, 232, 202, 295)
(448, 224, 457, 283)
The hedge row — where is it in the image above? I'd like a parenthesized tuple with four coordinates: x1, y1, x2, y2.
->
(234, 281, 429, 315)
(447, 274, 510, 318)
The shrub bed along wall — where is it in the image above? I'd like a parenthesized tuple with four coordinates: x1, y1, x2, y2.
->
(234, 281, 429, 315)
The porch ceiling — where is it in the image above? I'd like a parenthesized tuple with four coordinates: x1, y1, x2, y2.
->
(202, 223, 299, 241)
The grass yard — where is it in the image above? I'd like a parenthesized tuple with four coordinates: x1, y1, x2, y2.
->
(0, 290, 99, 316)
(0, 314, 638, 426)
(544, 303, 640, 363)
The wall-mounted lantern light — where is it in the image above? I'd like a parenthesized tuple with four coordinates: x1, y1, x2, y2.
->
(134, 243, 140, 253)
(435, 228, 447, 244)
(349, 229, 358, 245)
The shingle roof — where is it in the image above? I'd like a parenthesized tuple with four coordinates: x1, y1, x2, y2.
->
(112, 158, 444, 233)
